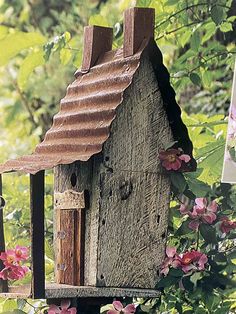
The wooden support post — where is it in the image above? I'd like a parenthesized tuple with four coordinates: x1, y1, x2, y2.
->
(30, 170, 45, 298)
(0, 175, 8, 293)
(54, 162, 90, 286)
(56, 207, 85, 285)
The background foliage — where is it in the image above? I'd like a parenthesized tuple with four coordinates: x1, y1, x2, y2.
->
(0, 0, 236, 313)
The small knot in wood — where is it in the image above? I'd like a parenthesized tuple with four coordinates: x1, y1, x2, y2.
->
(0, 196, 5, 208)
(119, 180, 133, 200)
(57, 231, 66, 239)
(57, 263, 66, 271)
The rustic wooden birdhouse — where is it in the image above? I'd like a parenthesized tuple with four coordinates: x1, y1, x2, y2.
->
(0, 7, 195, 300)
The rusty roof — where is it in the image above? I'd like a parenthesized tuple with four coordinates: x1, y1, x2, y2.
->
(0, 47, 144, 174)
(0, 8, 195, 175)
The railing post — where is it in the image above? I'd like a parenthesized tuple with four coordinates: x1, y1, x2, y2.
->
(0, 174, 8, 293)
(30, 170, 45, 298)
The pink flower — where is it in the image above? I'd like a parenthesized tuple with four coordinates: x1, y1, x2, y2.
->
(0, 246, 30, 281)
(160, 247, 181, 276)
(159, 148, 191, 171)
(179, 204, 190, 215)
(0, 246, 29, 266)
(180, 250, 208, 274)
(0, 265, 29, 280)
(179, 198, 218, 231)
(15, 246, 29, 261)
(219, 217, 236, 234)
(48, 300, 77, 314)
(0, 250, 18, 267)
(107, 301, 136, 314)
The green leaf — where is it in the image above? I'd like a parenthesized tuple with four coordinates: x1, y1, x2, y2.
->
(214, 252, 227, 265)
(17, 49, 45, 90)
(170, 172, 187, 194)
(0, 25, 8, 40)
(156, 274, 180, 288)
(175, 220, 192, 236)
(60, 48, 72, 65)
(202, 70, 212, 88)
(3, 300, 18, 311)
(220, 22, 233, 32)
(89, 14, 109, 27)
(211, 6, 224, 25)
(190, 73, 201, 86)
(0, 31, 46, 66)
(199, 224, 217, 244)
(202, 22, 217, 43)
(185, 176, 211, 197)
(165, 0, 179, 6)
(164, 141, 178, 150)
(136, 0, 152, 7)
(190, 31, 200, 52)
(180, 31, 191, 47)
(43, 41, 54, 61)
(168, 268, 184, 277)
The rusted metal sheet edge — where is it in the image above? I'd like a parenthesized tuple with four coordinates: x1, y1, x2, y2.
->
(0, 44, 148, 175)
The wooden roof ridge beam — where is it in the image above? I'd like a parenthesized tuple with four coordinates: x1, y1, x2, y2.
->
(81, 25, 113, 73)
(123, 7, 155, 58)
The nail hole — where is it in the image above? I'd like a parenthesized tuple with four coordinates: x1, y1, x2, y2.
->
(100, 274, 104, 280)
(161, 232, 166, 239)
(109, 189, 112, 197)
(157, 215, 160, 224)
(105, 156, 109, 162)
(102, 219, 106, 225)
(70, 173, 77, 187)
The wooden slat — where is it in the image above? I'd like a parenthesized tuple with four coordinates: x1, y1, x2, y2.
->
(30, 171, 45, 298)
(54, 162, 91, 286)
(45, 283, 160, 298)
(75, 208, 85, 285)
(56, 208, 85, 285)
(56, 209, 76, 284)
(123, 7, 155, 57)
(0, 175, 8, 293)
(96, 56, 173, 288)
(81, 26, 113, 72)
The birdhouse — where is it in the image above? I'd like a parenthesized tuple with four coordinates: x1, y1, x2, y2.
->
(0, 7, 195, 300)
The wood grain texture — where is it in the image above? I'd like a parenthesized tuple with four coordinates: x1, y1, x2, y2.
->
(124, 8, 155, 57)
(54, 161, 92, 285)
(81, 26, 113, 72)
(45, 283, 160, 298)
(0, 175, 8, 293)
(30, 171, 45, 298)
(96, 55, 173, 288)
(54, 190, 85, 210)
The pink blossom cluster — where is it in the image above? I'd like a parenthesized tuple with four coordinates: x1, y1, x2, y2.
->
(180, 198, 236, 234)
(180, 198, 218, 231)
(0, 245, 29, 280)
(107, 301, 136, 314)
(48, 300, 77, 314)
(160, 247, 208, 276)
(159, 148, 191, 171)
(219, 216, 236, 234)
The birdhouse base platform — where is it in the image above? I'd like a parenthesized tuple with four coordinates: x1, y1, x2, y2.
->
(0, 283, 160, 299)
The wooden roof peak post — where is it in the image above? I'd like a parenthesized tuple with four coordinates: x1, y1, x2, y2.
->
(80, 25, 113, 73)
(123, 7, 155, 58)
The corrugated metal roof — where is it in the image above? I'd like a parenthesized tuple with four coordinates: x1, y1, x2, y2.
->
(0, 46, 144, 174)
